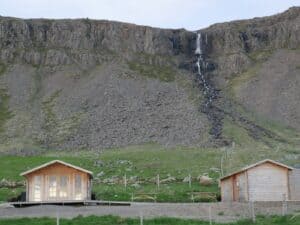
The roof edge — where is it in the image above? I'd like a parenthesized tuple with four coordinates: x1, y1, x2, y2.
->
(20, 160, 93, 176)
(220, 159, 293, 181)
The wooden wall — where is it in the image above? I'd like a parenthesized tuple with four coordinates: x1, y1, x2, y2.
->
(247, 162, 289, 201)
(25, 163, 91, 202)
(221, 177, 234, 201)
(289, 169, 300, 200)
(221, 172, 248, 202)
(236, 172, 247, 201)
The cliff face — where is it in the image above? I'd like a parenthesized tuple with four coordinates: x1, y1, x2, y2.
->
(0, 17, 208, 151)
(203, 7, 300, 135)
(204, 6, 300, 82)
(0, 7, 299, 152)
(0, 18, 192, 66)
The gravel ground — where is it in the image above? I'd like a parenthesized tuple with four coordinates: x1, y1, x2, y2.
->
(1, 202, 299, 223)
(0, 202, 252, 223)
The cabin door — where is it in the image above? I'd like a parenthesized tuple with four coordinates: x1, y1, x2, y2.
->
(33, 176, 42, 201)
(232, 175, 239, 201)
(47, 175, 70, 201)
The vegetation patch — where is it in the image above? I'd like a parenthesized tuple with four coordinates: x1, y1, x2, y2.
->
(0, 146, 221, 202)
(0, 142, 298, 202)
(0, 88, 13, 133)
(128, 61, 175, 82)
(226, 49, 273, 97)
(248, 49, 273, 62)
(0, 62, 7, 76)
(42, 90, 62, 131)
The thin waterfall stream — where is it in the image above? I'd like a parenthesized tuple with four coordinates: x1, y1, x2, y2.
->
(194, 32, 222, 140)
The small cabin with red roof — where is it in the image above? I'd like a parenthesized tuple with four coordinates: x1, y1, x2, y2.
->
(20, 160, 93, 202)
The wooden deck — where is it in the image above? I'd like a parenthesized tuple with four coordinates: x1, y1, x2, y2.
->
(10, 200, 131, 207)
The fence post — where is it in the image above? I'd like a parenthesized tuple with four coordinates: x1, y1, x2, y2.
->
(282, 194, 287, 216)
(124, 173, 127, 190)
(189, 174, 192, 188)
(209, 205, 212, 225)
(140, 212, 144, 225)
(157, 174, 160, 190)
(56, 208, 60, 225)
(250, 201, 256, 223)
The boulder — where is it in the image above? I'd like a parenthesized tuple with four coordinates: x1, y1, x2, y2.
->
(160, 176, 176, 184)
(199, 175, 214, 186)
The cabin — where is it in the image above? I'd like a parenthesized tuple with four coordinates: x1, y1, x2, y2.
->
(20, 160, 93, 202)
(220, 159, 295, 202)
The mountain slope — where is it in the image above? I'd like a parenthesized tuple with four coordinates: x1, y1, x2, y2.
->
(0, 7, 300, 153)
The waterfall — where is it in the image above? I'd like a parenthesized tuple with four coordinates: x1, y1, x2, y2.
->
(195, 32, 212, 108)
(194, 32, 223, 139)
(195, 33, 202, 55)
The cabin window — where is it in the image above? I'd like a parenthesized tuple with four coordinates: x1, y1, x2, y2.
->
(49, 176, 57, 198)
(75, 174, 82, 200)
(59, 176, 68, 198)
(34, 176, 42, 201)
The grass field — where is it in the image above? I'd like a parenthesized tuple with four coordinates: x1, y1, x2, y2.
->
(0, 139, 299, 202)
(0, 215, 299, 225)
(0, 145, 221, 202)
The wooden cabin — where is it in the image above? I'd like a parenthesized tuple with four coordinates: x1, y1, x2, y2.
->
(20, 160, 93, 202)
(220, 159, 293, 202)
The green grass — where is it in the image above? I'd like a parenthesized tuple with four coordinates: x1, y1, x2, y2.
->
(0, 62, 7, 76)
(221, 115, 300, 174)
(0, 145, 222, 202)
(0, 215, 299, 225)
(128, 61, 175, 82)
(0, 187, 23, 202)
(0, 141, 298, 202)
(93, 182, 219, 202)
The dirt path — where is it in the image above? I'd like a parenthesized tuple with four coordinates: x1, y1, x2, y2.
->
(0, 202, 245, 223)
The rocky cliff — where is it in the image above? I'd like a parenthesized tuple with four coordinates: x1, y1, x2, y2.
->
(0, 7, 299, 152)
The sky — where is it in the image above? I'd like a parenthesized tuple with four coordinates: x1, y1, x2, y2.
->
(0, 0, 299, 30)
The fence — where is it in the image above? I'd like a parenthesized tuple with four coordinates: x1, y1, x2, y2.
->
(126, 201, 300, 223)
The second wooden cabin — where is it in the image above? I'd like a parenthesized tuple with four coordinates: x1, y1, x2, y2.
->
(220, 159, 299, 202)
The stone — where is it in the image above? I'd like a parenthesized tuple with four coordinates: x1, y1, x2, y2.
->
(160, 176, 176, 184)
(0, 179, 25, 188)
(129, 176, 138, 182)
(131, 183, 141, 188)
(199, 175, 214, 186)
(96, 171, 105, 177)
(182, 176, 191, 183)
(94, 160, 105, 167)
